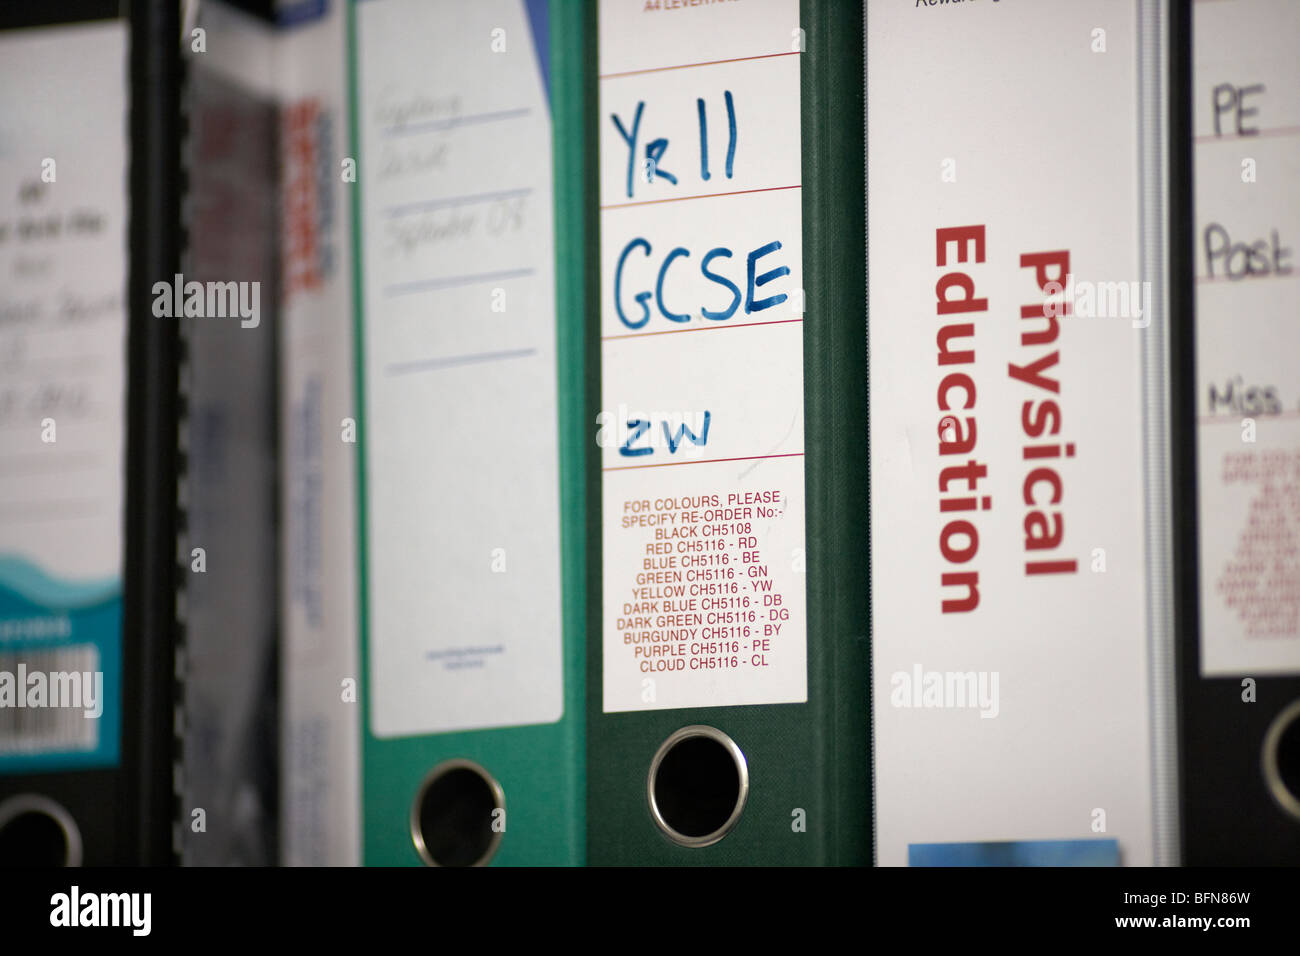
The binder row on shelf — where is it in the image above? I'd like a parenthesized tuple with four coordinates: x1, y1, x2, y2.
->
(0, 0, 1296, 867)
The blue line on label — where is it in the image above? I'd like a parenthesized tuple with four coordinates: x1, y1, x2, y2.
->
(382, 188, 533, 219)
(386, 348, 538, 376)
(383, 267, 535, 297)
(382, 107, 531, 137)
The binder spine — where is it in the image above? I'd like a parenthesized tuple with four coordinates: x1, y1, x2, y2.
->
(588, 0, 868, 865)
(1175, 0, 1300, 865)
(800, 0, 871, 865)
(172, 43, 193, 866)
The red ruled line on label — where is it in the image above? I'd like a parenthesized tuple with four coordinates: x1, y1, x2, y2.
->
(599, 50, 800, 81)
(1198, 410, 1300, 425)
(601, 184, 802, 211)
(1194, 125, 1300, 144)
(602, 317, 803, 341)
(603, 451, 804, 472)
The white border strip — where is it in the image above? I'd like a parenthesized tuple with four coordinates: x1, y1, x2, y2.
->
(1138, 0, 1181, 868)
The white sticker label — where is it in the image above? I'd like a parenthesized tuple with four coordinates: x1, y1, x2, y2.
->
(599, 0, 807, 713)
(356, 0, 563, 736)
(1193, 0, 1300, 677)
(0, 21, 126, 590)
(0, 21, 128, 770)
(275, 1, 361, 867)
(868, 1, 1157, 865)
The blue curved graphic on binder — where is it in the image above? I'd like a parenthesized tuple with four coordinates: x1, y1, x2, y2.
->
(0, 555, 119, 611)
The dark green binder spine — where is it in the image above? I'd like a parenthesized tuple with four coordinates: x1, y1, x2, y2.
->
(585, 0, 870, 866)
(800, 0, 871, 867)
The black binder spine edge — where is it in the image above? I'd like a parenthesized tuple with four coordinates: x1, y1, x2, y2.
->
(124, 0, 182, 866)
(171, 23, 193, 867)
(1168, 0, 1198, 870)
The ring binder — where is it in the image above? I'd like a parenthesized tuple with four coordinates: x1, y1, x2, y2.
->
(588, 0, 871, 866)
(0, 0, 181, 866)
(867, 0, 1178, 867)
(1174, 0, 1300, 866)
(349, 0, 589, 866)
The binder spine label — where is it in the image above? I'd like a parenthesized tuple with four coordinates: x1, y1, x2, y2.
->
(0, 21, 128, 771)
(598, 0, 808, 712)
(278, 1, 360, 866)
(1192, 0, 1300, 677)
(868, 0, 1161, 865)
(354, 0, 564, 736)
